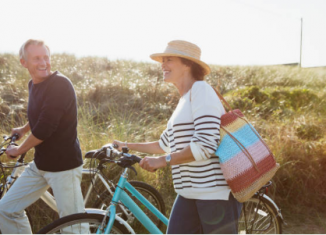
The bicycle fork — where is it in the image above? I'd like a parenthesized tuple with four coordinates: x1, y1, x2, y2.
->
(97, 168, 167, 234)
(98, 169, 129, 234)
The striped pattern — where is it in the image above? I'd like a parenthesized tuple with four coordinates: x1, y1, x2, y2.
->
(215, 109, 279, 202)
(158, 81, 231, 200)
(171, 156, 227, 190)
(160, 119, 228, 192)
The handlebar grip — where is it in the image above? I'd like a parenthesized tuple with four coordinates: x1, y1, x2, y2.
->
(6, 134, 20, 159)
(11, 133, 19, 143)
(9, 155, 18, 159)
(131, 155, 142, 163)
(112, 144, 118, 149)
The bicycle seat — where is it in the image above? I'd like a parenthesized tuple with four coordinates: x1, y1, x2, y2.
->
(261, 181, 272, 189)
(257, 181, 272, 194)
(85, 150, 97, 159)
(85, 150, 107, 160)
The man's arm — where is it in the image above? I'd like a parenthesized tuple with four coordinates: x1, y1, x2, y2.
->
(6, 133, 43, 158)
(11, 122, 31, 140)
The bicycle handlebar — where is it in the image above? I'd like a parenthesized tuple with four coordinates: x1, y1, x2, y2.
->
(10, 133, 19, 143)
(0, 134, 17, 155)
(8, 134, 20, 159)
(105, 145, 142, 164)
(88, 144, 142, 170)
(0, 134, 27, 162)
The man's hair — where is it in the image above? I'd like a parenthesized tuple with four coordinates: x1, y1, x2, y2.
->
(19, 39, 50, 60)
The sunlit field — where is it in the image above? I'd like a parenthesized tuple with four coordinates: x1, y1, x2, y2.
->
(1, 53, 326, 232)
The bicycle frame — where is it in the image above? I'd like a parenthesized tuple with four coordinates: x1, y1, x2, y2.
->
(0, 153, 144, 232)
(99, 168, 168, 234)
(40, 167, 118, 212)
(1, 164, 120, 214)
(1, 138, 166, 233)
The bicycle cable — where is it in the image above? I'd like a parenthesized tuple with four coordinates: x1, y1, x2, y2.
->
(0, 136, 15, 193)
(88, 150, 109, 204)
(0, 163, 7, 193)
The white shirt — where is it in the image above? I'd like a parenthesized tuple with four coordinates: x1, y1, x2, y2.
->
(159, 81, 231, 200)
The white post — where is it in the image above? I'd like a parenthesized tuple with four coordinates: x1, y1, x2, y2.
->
(300, 18, 303, 67)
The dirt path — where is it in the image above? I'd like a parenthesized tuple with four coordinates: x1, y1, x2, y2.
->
(282, 211, 326, 234)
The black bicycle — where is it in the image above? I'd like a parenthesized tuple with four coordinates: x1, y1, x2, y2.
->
(238, 181, 284, 234)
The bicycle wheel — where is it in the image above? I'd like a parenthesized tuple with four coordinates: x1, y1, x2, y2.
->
(238, 195, 282, 234)
(93, 180, 166, 233)
(36, 213, 129, 234)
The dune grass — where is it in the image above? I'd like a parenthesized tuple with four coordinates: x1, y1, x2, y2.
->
(1, 53, 326, 232)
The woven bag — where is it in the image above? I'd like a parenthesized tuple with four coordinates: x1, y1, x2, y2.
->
(213, 88, 280, 203)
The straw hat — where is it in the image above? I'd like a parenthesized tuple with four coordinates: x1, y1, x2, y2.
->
(150, 40, 211, 75)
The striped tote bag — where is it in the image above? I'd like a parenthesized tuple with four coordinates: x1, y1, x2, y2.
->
(214, 88, 280, 203)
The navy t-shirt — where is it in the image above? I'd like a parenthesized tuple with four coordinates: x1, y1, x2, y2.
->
(28, 71, 83, 172)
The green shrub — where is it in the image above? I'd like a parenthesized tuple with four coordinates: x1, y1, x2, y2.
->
(1, 53, 326, 228)
(296, 124, 324, 141)
(227, 86, 321, 119)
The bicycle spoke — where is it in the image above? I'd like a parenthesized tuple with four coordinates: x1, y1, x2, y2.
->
(37, 214, 129, 234)
(239, 196, 281, 234)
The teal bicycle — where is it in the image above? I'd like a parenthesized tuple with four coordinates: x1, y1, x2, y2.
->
(37, 144, 169, 234)
(38, 144, 284, 234)
(0, 135, 165, 233)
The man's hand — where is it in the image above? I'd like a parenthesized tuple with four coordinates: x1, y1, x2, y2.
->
(11, 124, 30, 141)
(5, 145, 21, 159)
(139, 156, 166, 173)
(5, 133, 42, 160)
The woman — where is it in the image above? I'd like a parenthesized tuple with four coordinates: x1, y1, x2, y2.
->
(113, 40, 242, 234)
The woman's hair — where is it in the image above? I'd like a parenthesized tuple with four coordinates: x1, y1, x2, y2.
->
(19, 39, 50, 60)
(180, 57, 205, 81)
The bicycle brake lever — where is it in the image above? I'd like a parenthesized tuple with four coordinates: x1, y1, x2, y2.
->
(112, 144, 118, 149)
(0, 147, 5, 156)
(127, 166, 137, 176)
(99, 158, 115, 166)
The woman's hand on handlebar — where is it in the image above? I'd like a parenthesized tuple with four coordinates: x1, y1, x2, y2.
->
(139, 156, 166, 173)
(112, 140, 125, 151)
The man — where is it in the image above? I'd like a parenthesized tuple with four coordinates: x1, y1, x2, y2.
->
(0, 39, 85, 233)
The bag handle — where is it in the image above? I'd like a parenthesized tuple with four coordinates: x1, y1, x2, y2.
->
(210, 86, 259, 171)
(212, 85, 274, 171)
(190, 85, 232, 111)
(211, 87, 233, 111)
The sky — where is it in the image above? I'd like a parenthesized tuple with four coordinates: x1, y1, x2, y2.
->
(1, 0, 326, 67)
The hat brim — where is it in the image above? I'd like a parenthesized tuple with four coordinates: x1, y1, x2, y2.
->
(150, 53, 211, 75)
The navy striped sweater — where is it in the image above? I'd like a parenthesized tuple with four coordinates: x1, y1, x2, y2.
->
(159, 81, 231, 200)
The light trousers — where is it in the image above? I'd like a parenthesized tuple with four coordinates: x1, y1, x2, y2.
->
(0, 161, 85, 234)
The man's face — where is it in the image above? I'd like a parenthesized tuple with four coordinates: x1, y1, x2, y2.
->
(20, 44, 51, 83)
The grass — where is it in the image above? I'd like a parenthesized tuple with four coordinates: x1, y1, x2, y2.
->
(1, 53, 326, 232)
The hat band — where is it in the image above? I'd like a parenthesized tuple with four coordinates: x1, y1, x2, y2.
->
(164, 47, 200, 60)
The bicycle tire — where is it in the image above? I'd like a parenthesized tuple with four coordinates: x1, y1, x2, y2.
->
(93, 180, 166, 232)
(238, 195, 282, 234)
(36, 213, 129, 234)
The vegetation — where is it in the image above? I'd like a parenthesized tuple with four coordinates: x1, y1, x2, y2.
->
(1, 53, 326, 232)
